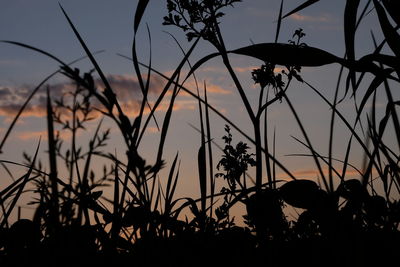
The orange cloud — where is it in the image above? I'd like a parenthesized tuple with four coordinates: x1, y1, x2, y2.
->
(0, 72, 229, 121)
(289, 13, 331, 23)
(17, 129, 73, 141)
(278, 166, 364, 182)
(234, 66, 285, 74)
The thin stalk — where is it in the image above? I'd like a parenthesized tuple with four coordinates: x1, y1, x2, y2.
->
(280, 84, 329, 191)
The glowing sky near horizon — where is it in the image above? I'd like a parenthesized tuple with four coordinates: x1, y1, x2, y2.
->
(0, 0, 397, 218)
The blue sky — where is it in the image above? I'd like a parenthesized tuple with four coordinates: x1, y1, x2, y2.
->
(0, 1, 395, 218)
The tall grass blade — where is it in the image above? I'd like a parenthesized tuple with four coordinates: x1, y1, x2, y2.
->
(304, 80, 381, 174)
(281, 91, 328, 191)
(198, 143, 207, 213)
(264, 103, 273, 188)
(132, 24, 160, 147)
(46, 87, 60, 227)
(344, 0, 360, 90)
(0, 40, 67, 66)
(203, 84, 215, 217)
(134, 0, 150, 33)
(197, 81, 207, 213)
(275, 0, 284, 43)
(165, 153, 178, 211)
(135, 37, 200, 146)
(59, 4, 124, 116)
(136, 60, 297, 180)
(155, 74, 179, 167)
(112, 158, 120, 240)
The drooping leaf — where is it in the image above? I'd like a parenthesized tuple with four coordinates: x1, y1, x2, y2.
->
(282, 0, 320, 19)
(356, 75, 385, 124)
(188, 43, 341, 79)
(374, 0, 400, 58)
(279, 179, 320, 209)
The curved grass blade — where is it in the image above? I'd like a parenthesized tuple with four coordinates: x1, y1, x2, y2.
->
(204, 84, 215, 217)
(135, 37, 201, 146)
(59, 4, 124, 116)
(0, 40, 67, 66)
(0, 48, 104, 153)
(186, 52, 221, 79)
(155, 74, 180, 166)
(304, 80, 383, 178)
(132, 24, 160, 146)
(357, 75, 385, 123)
(197, 86, 207, 213)
(281, 0, 319, 19)
(134, 0, 150, 33)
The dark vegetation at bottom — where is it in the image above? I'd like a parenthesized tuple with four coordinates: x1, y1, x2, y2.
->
(1, 0, 400, 266)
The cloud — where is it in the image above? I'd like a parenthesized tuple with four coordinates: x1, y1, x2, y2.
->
(0, 74, 172, 118)
(0, 72, 228, 130)
(16, 128, 74, 141)
(234, 66, 285, 74)
(289, 13, 332, 23)
(17, 130, 48, 141)
(0, 59, 24, 66)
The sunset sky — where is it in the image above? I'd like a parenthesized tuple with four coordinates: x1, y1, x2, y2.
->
(0, 0, 395, 217)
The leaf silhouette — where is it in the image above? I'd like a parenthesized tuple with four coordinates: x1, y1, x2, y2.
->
(198, 143, 207, 212)
(356, 75, 385, 124)
(279, 179, 320, 209)
(282, 0, 320, 19)
(344, 0, 360, 89)
(231, 43, 340, 66)
(275, 0, 284, 43)
(382, 0, 400, 26)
